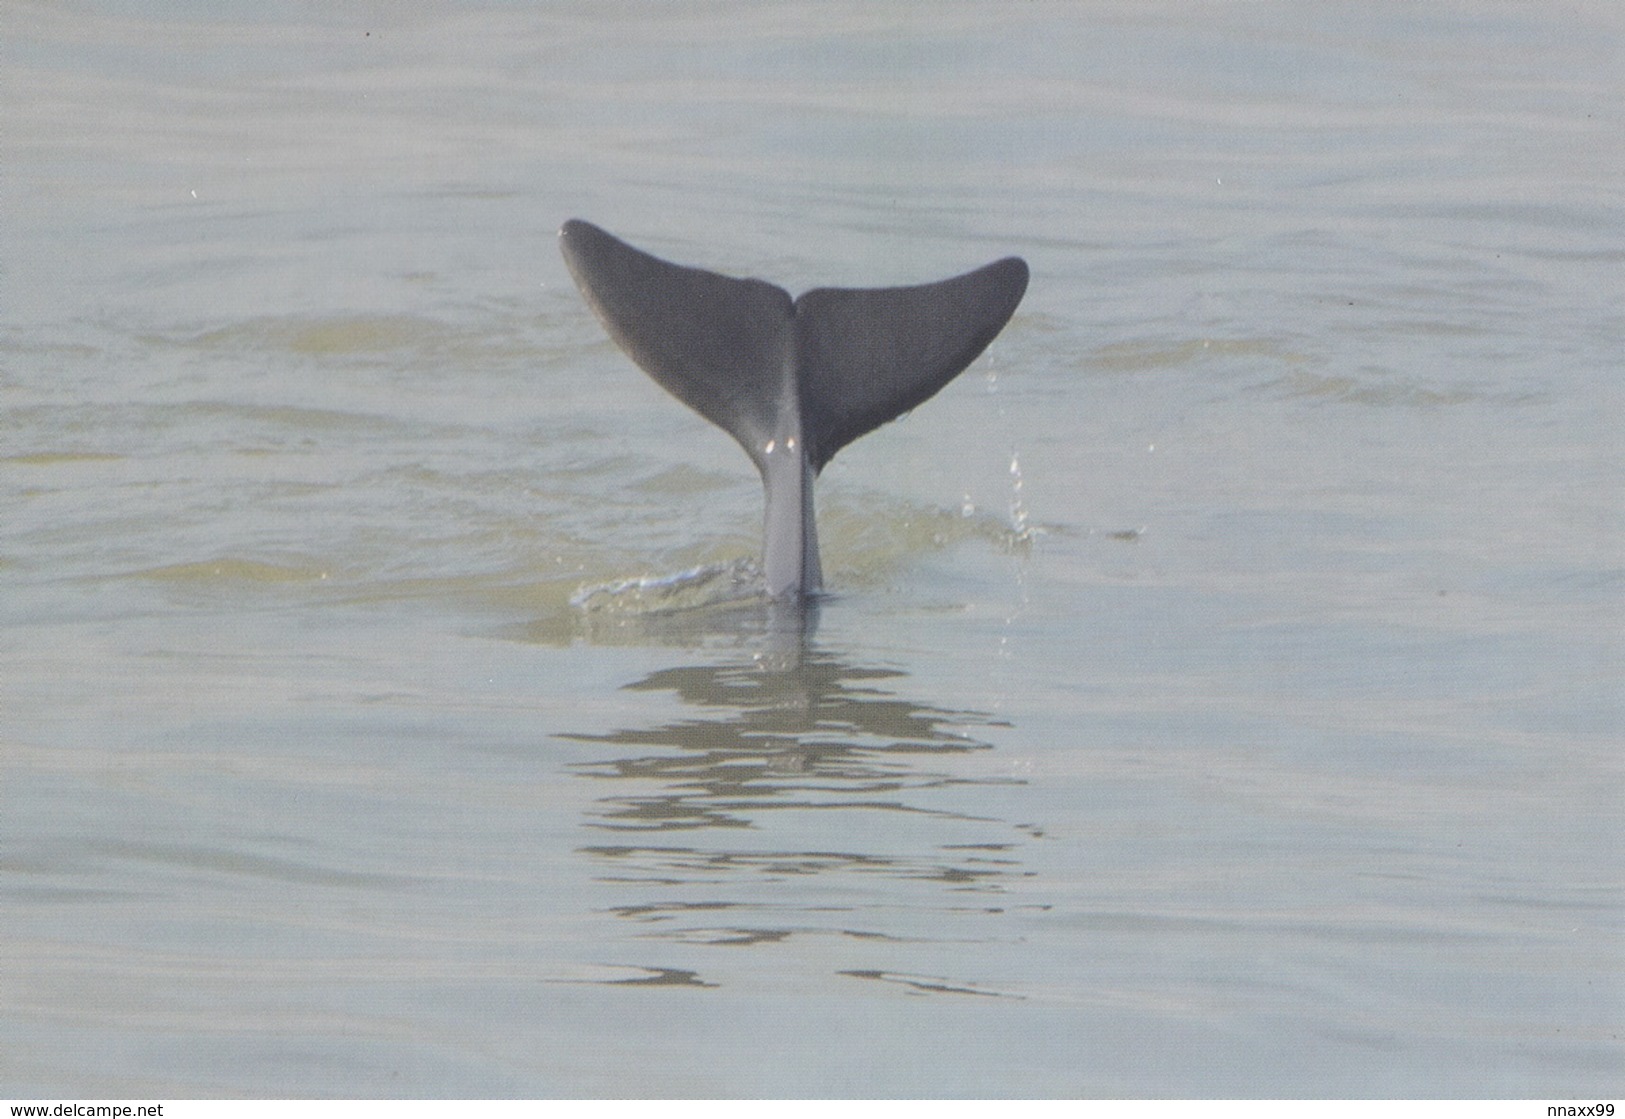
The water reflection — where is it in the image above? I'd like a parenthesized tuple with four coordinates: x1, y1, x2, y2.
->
(567, 646, 1009, 832)
(559, 622, 1041, 983)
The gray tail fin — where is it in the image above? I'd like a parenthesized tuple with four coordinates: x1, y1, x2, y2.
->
(558, 219, 1027, 596)
(792, 255, 1029, 470)
(558, 219, 1027, 472)
(559, 219, 794, 475)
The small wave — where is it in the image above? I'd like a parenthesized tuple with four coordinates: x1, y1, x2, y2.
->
(3, 451, 124, 466)
(1259, 369, 1487, 407)
(135, 557, 334, 585)
(1089, 336, 1307, 374)
(181, 314, 446, 357)
(570, 557, 768, 617)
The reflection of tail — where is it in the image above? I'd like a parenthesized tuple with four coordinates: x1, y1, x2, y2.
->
(559, 219, 1028, 600)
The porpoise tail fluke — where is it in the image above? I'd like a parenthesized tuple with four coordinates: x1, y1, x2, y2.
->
(558, 219, 1028, 601)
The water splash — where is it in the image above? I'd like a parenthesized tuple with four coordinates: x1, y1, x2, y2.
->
(570, 557, 767, 617)
(1007, 451, 1042, 548)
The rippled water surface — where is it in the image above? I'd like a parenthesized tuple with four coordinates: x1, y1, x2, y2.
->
(4, 0, 1622, 1098)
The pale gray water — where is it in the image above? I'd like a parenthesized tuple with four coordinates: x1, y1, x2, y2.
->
(3, 0, 1622, 1098)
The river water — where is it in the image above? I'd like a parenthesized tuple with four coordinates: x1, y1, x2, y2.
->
(3, 0, 1622, 1098)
